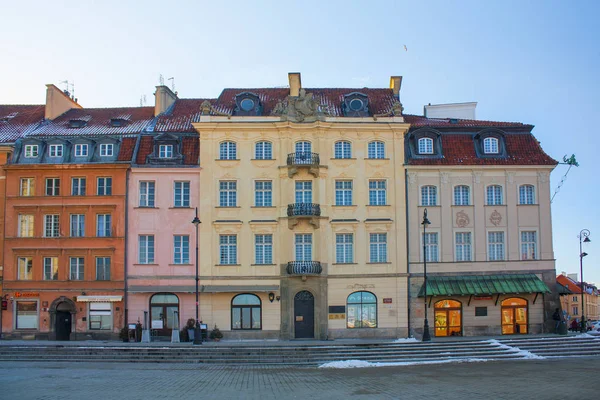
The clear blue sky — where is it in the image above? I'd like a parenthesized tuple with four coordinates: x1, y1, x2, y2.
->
(2, 0, 598, 283)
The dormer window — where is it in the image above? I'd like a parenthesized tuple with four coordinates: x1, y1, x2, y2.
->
(234, 92, 262, 116)
(24, 144, 38, 158)
(483, 137, 499, 154)
(418, 138, 433, 154)
(49, 144, 63, 157)
(342, 92, 369, 117)
(110, 118, 126, 127)
(69, 119, 87, 128)
(74, 144, 88, 157)
(100, 144, 114, 157)
(159, 144, 173, 158)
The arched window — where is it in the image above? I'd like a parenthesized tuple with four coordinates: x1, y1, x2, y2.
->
(150, 293, 179, 336)
(519, 185, 535, 205)
(231, 294, 261, 330)
(421, 185, 437, 206)
(454, 185, 470, 206)
(334, 141, 352, 159)
(483, 137, 499, 154)
(255, 141, 272, 160)
(367, 141, 385, 159)
(219, 141, 237, 160)
(434, 300, 462, 337)
(501, 298, 528, 335)
(486, 185, 503, 205)
(347, 291, 377, 328)
(418, 137, 433, 154)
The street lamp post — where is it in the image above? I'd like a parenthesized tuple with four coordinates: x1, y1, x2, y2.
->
(578, 229, 591, 333)
(192, 207, 202, 345)
(422, 209, 432, 342)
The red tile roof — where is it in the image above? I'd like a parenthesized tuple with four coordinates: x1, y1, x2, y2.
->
(117, 137, 138, 162)
(0, 105, 45, 143)
(32, 106, 154, 136)
(182, 136, 199, 165)
(404, 114, 533, 129)
(557, 275, 582, 294)
(135, 136, 154, 164)
(154, 99, 210, 133)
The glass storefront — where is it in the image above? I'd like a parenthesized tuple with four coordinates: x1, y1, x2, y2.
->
(501, 298, 528, 334)
(434, 299, 462, 337)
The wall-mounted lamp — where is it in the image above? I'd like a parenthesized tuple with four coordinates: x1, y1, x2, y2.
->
(276, 295, 281, 302)
(268, 292, 275, 303)
(81, 292, 86, 295)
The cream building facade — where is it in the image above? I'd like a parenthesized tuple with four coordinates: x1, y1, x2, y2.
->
(192, 74, 410, 339)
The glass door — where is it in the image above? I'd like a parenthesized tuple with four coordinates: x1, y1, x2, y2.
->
(501, 298, 528, 335)
(295, 181, 312, 204)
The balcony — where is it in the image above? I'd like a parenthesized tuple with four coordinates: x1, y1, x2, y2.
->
(286, 261, 322, 276)
(286, 152, 320, 178)
(286, 203, 321, 229)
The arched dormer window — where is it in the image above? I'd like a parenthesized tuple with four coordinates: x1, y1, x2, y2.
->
(219, 141, 237, 160)
(342, 92, 369, 117)
(334, 141, 352, 159)
(234, 92, 262, 116)
(367, 141, 385, 159)
(255, 141, 272, 160)
(519, 185, 535, 205)
(418, 137, 434, 154)
(483, 137, 499, 154)
(421, 185, 437, 206)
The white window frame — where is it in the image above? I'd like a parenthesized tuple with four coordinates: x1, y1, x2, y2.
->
(455, 232, 472, 262)
(71, 177, 86, 196)
(483, 137, 499, 154)
(418, 138, 433, 154)
(24, 144, 38, 158)
(369, 233, 388, 263)
(20, 178, 35, 196)
(335, 180, 353, 206)
(295, 181, 312, 203)
(219, 181, 237, 207)
(519, 185, 535, 205)
(17, 257, 33, 280)
(255, 234, 273, 265)
(97, 177, 112, 196)
(520, 231, 538, 260)
(49, 144, 63, 157)
(219, 141, 237, 160)
(173, 235, 190, 264)
(368, 180, 386, 206)
(43, 257, 59, 280)
(44, 214, 60, 237)
(96, 214, 112, 237)
(486, 185, 503, 205)
(139, 235, 155, 264)
(74, 143, 88, 157)
(295, 233, 312, 261)
(367, 141, 385, 159)
(488, 231, 505, 261)
(255, 141, 272, 160)
(99, 143, 114, 157)
(423, 232, 439, 262)
(174, 181, 190, 208)
(18, 214, 34, 238)
(454, 185, 470, 206)
(89, 302, 112, 330)
(219, 234, 237, 265)
(421, 185, 437, 206)
(335, 233, 354, 264)
(334, 141, 352, 159)
(70, 214, 85, 237)
(139, 181, 155, 207)
(254, 181, 272, 207)
(70, 257, 85, 280)
(159, 144, 173, 158)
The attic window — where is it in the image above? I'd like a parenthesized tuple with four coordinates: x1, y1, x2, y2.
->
(342, 92, 369, 117)
(483, 137, 499, 154)
(69, 119, 87, 128)
(349, 98, 364, 111)
(240, 98, 255, 112)
(110, 118, 127, 127)
(234, 92, 262, 116)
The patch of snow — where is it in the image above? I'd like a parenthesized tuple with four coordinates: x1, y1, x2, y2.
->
(393, 337, 419, 343)
(319, 358, 489, 369)
(487, 339, 544, 359)
(487, 339, 512, 350)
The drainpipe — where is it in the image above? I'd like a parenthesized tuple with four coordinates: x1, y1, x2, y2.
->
(405, 168, 411, 337)
(124, 167, 130, 329)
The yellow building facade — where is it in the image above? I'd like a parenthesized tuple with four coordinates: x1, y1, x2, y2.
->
(193, 74, 411, 339)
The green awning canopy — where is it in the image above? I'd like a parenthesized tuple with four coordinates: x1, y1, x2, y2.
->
(418, 274, 551, 297)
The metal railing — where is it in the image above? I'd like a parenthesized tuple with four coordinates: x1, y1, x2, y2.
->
(286, 152, 319, 166)
(287, 203, 321, 217)
(286, 261, 322, 275)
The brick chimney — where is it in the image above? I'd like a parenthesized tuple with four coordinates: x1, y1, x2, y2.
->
(288, 72, 301, 97)
(45, 84, 82, 120)
(389, 76, 402, 97)
(154, 85, 178, 117)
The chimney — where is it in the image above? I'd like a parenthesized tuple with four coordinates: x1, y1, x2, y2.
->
(45, 84, 81, 120)
(567, 273, 579, 282)
(154, 85, 178, 117)
(389, 76, 402, 97)
(288, 72, 301, 97)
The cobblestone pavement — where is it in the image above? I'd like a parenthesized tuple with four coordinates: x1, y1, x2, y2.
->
(1, 358, 594, 400)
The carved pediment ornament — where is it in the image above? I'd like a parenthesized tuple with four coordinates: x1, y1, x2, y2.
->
(490, 210, 502, 226)
(373, 100, 404, 120)
(271, 89, 329, 122)
(456, 210, 470, 228)
(200, 100, 231, 119)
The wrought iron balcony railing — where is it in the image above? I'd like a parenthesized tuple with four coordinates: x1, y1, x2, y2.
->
(287, 203, 321, 217)
(286, 261, 322, 275)
(286, 152, 320, 166)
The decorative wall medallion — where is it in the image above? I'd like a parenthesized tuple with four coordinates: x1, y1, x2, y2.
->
(456, 210, 470, 228)
(440, 172, 449, 185)
(490, 210, 502, 226)
(408, 172, 417, 185)
(537, 171, 549, 183)
(506, 171, 516, 185)
(472, 171, 482, 185)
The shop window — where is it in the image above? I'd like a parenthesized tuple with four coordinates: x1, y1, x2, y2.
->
(89, 303, 112, 330)
(434, 299, 462, 337)
(347, 291, 377, 328)
(16, 300, 38, 329)
(231, 294, 261, 330)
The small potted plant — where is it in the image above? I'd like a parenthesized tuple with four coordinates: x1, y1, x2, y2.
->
(186, 318, 196, 342)
(119, 326, 130, 343)
(210, 325, 223, 342)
